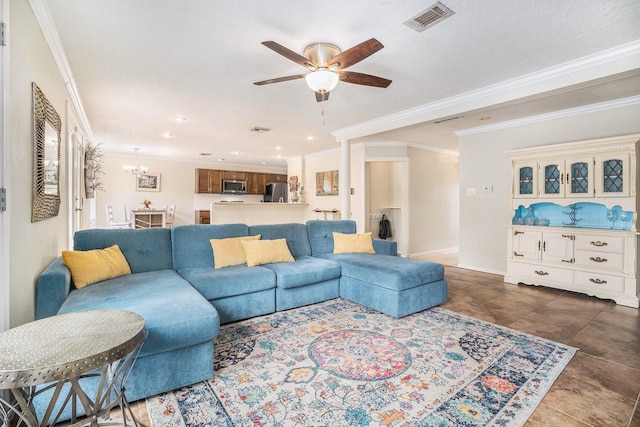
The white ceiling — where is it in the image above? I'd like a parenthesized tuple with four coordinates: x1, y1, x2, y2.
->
(43, 0, 640, 166)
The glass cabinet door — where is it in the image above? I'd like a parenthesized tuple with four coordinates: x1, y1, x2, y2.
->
(566, 157, 593, 198)
(539, 161, 564, 198)
(595, 154, 629, 197)
(513, 161, 537, 198)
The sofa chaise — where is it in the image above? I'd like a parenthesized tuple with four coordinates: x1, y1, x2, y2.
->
(36, 220, 447, 411)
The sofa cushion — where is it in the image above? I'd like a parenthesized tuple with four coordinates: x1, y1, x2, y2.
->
(178, 265, 276, 300)
(242, 238, 295, 267)
(73, 228, 173, 274)
(62, 244, 131, 289)
(261, 255, 341, 289)
(172, 224, 249, 269)
(211, 235, 261, 269)
(307, 220, 357, 255)
(57, 269, 219, 358)
(333, 232, 375, 254)
(317, 253, 444, 291)
(249, 223, 312, 257)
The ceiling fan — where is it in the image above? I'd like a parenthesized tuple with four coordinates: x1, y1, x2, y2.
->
(254, 38, 392, 102)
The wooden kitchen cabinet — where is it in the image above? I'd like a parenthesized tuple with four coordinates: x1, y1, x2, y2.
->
(195, 169, 222, 194)
(222, 170, 247, 181)
(246, 172, 267, 194)
(195, 210, 210, 224)
(266, 173, 287, 183)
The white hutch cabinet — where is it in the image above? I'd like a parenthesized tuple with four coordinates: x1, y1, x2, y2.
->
(505, 134, 640, 308)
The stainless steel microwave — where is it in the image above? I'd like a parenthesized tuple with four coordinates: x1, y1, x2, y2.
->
(222, 179, 246, 194)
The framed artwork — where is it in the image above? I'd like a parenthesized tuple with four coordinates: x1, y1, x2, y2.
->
(136, 173, 161, 192)
(316, 170, 339, 196)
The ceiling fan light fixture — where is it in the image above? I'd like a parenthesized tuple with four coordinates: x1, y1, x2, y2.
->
(305, 69, 339, 93)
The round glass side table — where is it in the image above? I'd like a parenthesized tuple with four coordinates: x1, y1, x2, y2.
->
(0, 310, 147, 427)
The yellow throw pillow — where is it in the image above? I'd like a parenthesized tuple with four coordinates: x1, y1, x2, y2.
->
(333, 232, 375, 254)
(241, 238, 295, 267)
(62, 244, 132, 289)
(210, 235, 261, 269)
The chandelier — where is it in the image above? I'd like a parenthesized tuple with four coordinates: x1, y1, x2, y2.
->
(122, 148, 148, 175)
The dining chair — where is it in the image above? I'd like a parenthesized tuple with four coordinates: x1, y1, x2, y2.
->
(123, 205, 132, 223)
(105, 205, 132, 229)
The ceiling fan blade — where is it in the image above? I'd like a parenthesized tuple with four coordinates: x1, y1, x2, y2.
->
(262, 41, 317, 69)
(254, 74, 307, 85)
(338, 71, 391, 88)
(315, 91, 330, 102)
(327, 38, 384, 70)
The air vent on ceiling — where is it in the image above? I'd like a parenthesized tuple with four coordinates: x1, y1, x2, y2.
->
(404, 2, 455, 32)
(434, 115, 463, 124)
(250, 126, 271, 133)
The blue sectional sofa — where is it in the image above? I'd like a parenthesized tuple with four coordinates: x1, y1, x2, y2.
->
(36, 220, 447, 407)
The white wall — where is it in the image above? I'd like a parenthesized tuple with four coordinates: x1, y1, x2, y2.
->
(458, 103, 640, 275)
(303, 148, 343, 222)
(408, 147, 459, 255)
(8, 0, 74, 326)
(97, 154, 285, 228)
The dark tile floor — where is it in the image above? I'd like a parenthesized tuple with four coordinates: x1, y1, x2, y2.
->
(441, 266, 640, 427)
(126, 263, 640, 427)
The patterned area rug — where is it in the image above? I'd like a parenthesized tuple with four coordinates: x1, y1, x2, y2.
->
(146, 299, 576, 426)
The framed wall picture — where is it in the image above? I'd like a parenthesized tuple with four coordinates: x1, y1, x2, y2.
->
(136, 173, 161, 192)
(316, 170, 339, 196)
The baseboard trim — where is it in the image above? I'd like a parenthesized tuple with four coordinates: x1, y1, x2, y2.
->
(410, 247, 459, 257)
(455, 264, 506, 277)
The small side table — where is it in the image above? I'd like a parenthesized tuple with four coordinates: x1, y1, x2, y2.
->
(131, 209, 166, 228)
(0, 310, 147, 427)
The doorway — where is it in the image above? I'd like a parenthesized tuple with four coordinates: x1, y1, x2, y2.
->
(364, 159, 409, 256)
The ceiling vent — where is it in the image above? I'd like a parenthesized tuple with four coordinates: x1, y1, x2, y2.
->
(250, 126, 271, 133)
(404, 2, 455, 32)
(434, 115, 463, 124)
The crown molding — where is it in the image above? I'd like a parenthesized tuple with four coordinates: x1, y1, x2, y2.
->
(332, 39, 640, 142)
(353, 140, 459, 157)
(28, 0, 93, 140)
(455, 95, 640, 136)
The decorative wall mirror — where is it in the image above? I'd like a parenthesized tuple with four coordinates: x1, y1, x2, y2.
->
(32, 83, 62, 222)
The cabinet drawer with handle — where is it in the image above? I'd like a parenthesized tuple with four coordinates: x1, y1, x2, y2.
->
(574, 250, 623, 271)
(510, 262, 573, 283)
(574, 271, 624, 293)
(575, 235, 624, 253)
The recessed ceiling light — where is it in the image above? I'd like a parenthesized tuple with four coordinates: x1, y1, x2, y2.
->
(262, 162, 268, 165)
(275, 146, 281, 150)
(162, 131, 173, 138)
(230, 151, 241, 155)
(217, 158, 225, 162)
(307, 136, 314, 141)
(175, 116, 187, 122)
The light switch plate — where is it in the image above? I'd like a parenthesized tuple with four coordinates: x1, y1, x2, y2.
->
(466, 187, 477, 196)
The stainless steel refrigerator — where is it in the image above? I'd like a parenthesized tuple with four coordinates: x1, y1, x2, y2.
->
(264, 182, 288, 202)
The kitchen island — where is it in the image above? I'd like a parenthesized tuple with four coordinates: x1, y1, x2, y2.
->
(210, 202, 309, 225)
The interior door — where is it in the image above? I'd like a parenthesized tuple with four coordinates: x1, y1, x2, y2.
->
(72, 128, 83, 232)
(0, 0, 8, 333)
(66, 112, 84, 246)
